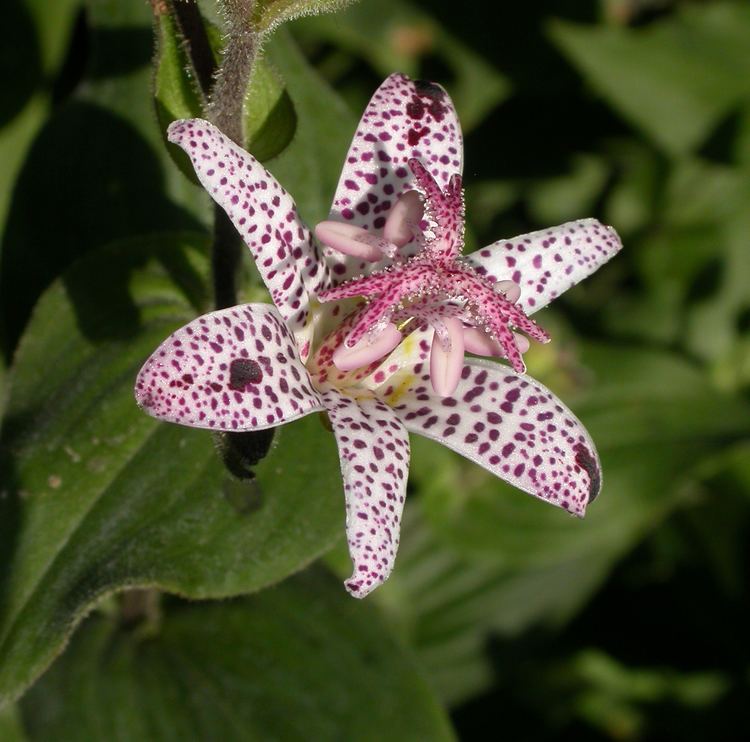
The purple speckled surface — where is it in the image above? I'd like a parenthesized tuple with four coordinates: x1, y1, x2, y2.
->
(138, 73, 623, 597)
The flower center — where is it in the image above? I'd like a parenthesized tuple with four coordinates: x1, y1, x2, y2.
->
(314, 159, 550, 396)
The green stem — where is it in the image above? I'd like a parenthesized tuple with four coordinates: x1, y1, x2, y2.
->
(166, 0, 258, 308)
(208, 3, 258, 147)
(212, 204, 244, 309)
(162, 1, 271, 473)
(208, 0, 258, 307)
(170, 0, 216, 99)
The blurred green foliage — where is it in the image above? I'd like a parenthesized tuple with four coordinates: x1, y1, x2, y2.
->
(1, 0, 749, 739)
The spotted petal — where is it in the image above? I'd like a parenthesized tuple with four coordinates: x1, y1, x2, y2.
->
(135, 304, 324, 430)
(385, 359, 601, 516)
(465, 219, 623, 315)
(321, 389, 410, 598)
(326, 73, 463, 281)
(168, 119, 327, 343)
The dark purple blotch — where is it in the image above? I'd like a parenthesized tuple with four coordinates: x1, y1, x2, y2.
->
(229, 358, 263, 391)
(574, 442, 601, 503)
(414, 79, 445, 100)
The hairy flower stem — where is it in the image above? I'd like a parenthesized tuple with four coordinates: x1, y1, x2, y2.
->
(166, 1, 258, 308)
(163, 1, 270, 472)
(169, 0, 216, 100)
(209, 1, 257, 309)
(208, 20, 256, 145)
(212, 204, 245, 309)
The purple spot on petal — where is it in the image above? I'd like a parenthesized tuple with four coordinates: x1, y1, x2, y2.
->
(574, 442, 601, 503)
(229, 359, 263, 391)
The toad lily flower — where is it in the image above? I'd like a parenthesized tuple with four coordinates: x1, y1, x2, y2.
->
(135, 74, 622, 598)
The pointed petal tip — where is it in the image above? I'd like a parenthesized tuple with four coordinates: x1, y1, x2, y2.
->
(344, 569, 390, 599)
(166, 117, 205, 144)
(344, 578, 375, 599)
(413, 77, 450, 99)
(584, 218, 624, 252)
(529, 432, 600, 517)
(553, 440, 602, 517)
(565, 502, 587, 519)
(574, 441, 602, 506)
(133, 379, 154, 414)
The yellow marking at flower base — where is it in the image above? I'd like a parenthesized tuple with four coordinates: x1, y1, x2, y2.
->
(304, 298, 320, 326)
(385, 370, 417, 406)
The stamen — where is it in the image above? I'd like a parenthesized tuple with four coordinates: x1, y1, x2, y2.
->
(463, 328, 530, 358)
(493, 280, 521, 304)
(432, 319, 452, 351)
(316, 221, 397, 261)
(429, 317, 465, 396)
(316, 158, 548, 380)
(384, 191, 424, 247)
(333, 322, 403, 371)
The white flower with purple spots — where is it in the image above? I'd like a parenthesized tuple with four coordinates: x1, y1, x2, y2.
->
(135, 74, 622, 598)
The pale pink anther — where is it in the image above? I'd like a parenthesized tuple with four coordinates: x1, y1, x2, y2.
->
(463, 328, 530, 358)
(429, 317, 465, 396)
(315, 221, 397, 262)
(494, 280, 521, 304)
(332, 322, 403, 372)
(384, 190, 424, 247)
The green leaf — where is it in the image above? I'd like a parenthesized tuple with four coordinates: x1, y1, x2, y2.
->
(602, 139, 662, 235)
(0, 0, 80, 231)
(154, 10, 297, 167)
(371, 501, 613, 706)
(0, 96, 48, 272)
(79, 0, 208, 221)
(295, 0, 510, 131)
(370, 345, 750, 704)
(549, 4, 750, 155)
(244, 57, 297, 162)
(251, 0, 360, 37)
(527, 153, 609, 225)
(0, 235, 343, 705)
(2, 0, 81, 127)
(685, 207, 750, 367)
(1, 0, 207, 361)
(662, 158, 750, 227)
(0, 703, 27, 742)
(417, 345, 750, 568)
(25, 0, 82, 77)
(562, 649, 728, 739)
(19, 571, 455, 741)
(153, 11, 206, 185)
